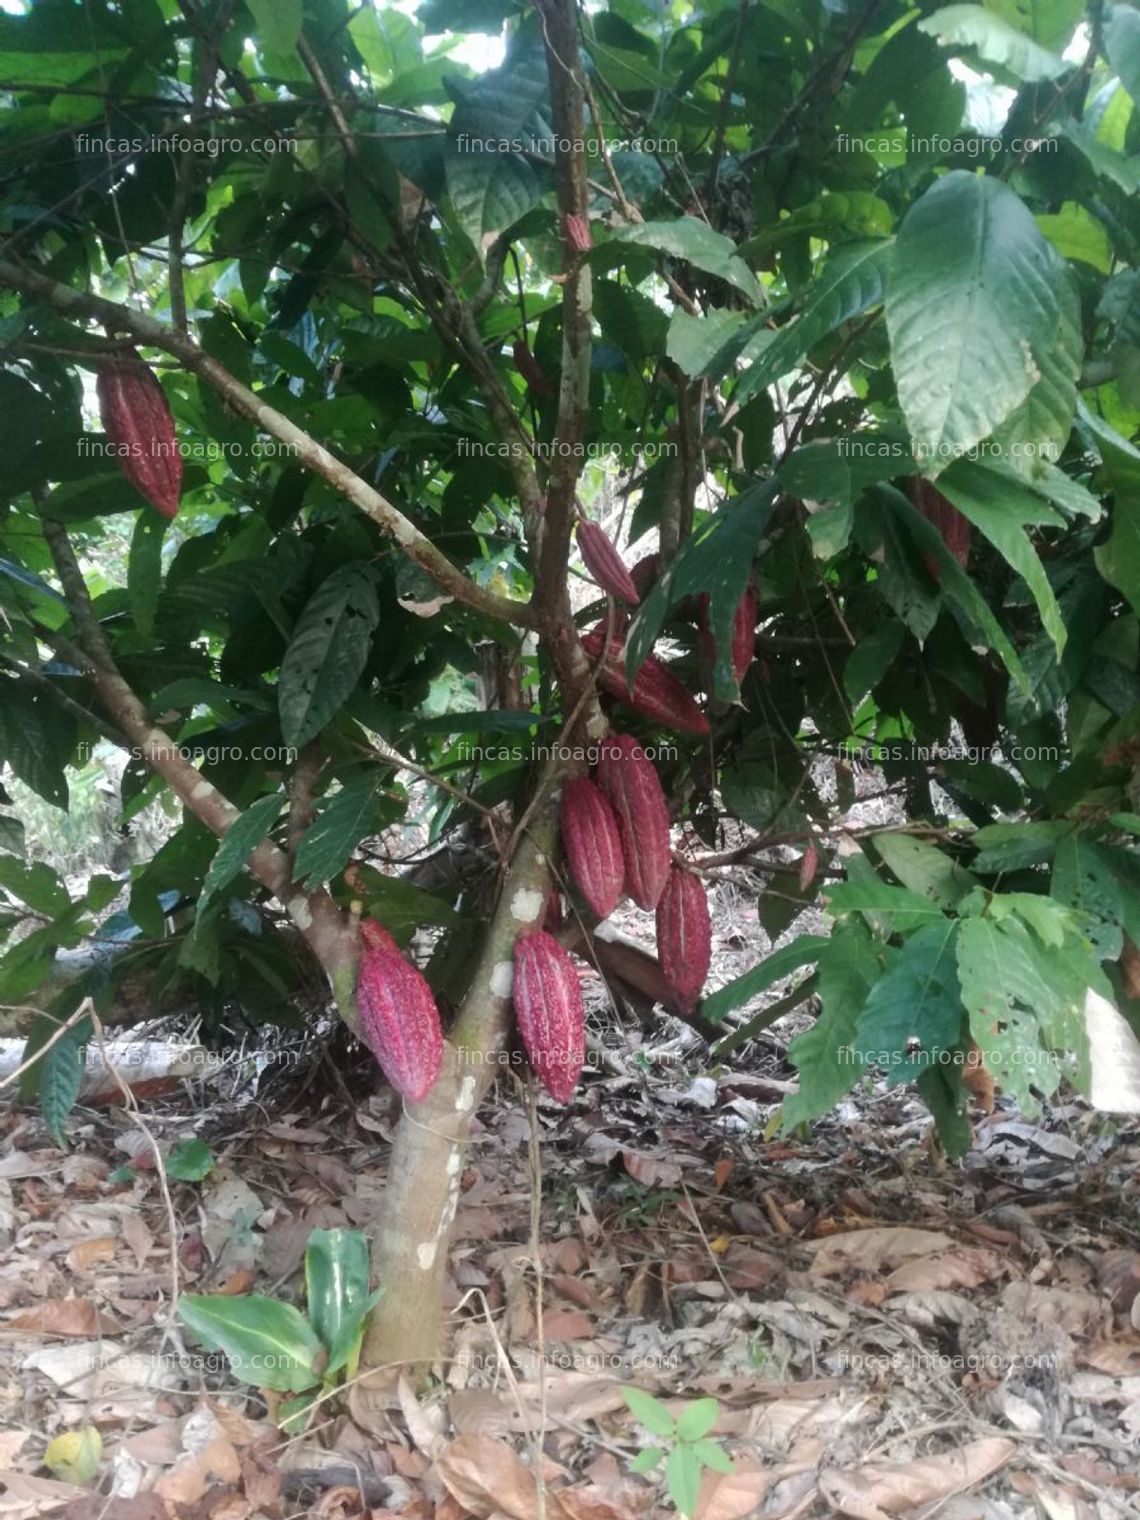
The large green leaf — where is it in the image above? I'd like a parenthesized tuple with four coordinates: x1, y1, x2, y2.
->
(783, 922, 881, 1128)
(1104, 3, 1140, 103)
(305, 1229, 381, 1377)
(196, 794, 284, 922)
(603, 219, 764, 306)
(919, 5, 1069, 78)
(278, 565, 381, 748)
(855, 922, 964, 1083)
(178, 1294, 324, 1392)
(886, 174, 1073, 471)
(444, 48, 553, 241)
(735, 240, 894, 404)
(294, 778, 383, 890)
(701, 936, 828, 1025)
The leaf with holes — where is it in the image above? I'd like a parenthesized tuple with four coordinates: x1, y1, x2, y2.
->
(278, 566, 380, 748)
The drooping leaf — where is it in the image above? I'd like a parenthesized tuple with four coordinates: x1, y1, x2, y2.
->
(278, 566, 381, 748)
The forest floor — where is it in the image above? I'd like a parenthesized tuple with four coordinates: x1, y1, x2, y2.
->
(1, 922, 1139, 1520)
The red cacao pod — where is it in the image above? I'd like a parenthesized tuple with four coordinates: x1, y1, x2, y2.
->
(581, 624, 710, 736)
(698, 584, 758, 688)
(563, 213, 592, 254)
(560, 776, 624, 920)
(355, 919, 443, 1102)
(96, 354, 182, 518)
(907, 477, 970, 581)
(512, 930, 585, 1103)
(595, 733, 671, 910)
(656, 866, 711, 1014)
(577, 519, 640, 604)
(512, 338, 554, 397)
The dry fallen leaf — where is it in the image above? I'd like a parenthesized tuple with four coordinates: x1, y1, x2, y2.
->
(806, 1229, 956, 1277)
(818, 1437, 1016, 1515)
(436, 1434, 573, 1520)
(9, 1300, 122, 1338)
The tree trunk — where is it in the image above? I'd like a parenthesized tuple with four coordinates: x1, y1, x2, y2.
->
(356, 812, 557, 1381)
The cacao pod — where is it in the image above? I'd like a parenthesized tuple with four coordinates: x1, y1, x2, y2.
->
(698, 584, 758, 688)
(97, 353, 183, 518)
(512, 338, 554, 397)
(907, 477, 970, 581)
(577, 519, 640, 604)
(581, 624, 710, 736)
(563, 213, 592, 254)
(560, 776, 624, 920)
(512, 930, 586, 1103)
(595, 733, 671, 910)
(655, 866, 711, 1014)
(629, 553, 661, 600)
(355, 919, 443, 1102)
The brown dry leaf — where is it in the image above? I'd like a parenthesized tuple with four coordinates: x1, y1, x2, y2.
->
(542, 1310, 595, 1341)
(807, 1228, 956, 1277)
(8, 1300, 123, 1338)
(818, 1437, 1016, 1515)
(0, 1470, 86, 1517)
(117, 1211, 153, 1271)
(61, 1496, 168, 1520)
(621, 1151, 682, 1188)
(436, 1434, 572, 1520)
(66, 1237, 117, 1273)
(693, 1466, 774, 1520)
(0, 1434, 27, 1467)
(886, 1247, 1006, 1291)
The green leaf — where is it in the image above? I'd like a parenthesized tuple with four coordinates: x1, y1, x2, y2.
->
(872, 834, 976, 909)
(0, 857, 69, 917)
(178, 1294, 324, 1393)
(128, 511, 167, 639)
(886, 173, 1075, 471)
(918, 5, 1069, 79)
(675, 1398, 720, 1442)
(278, 565, 381, 748)
(627, 481, 777, 702)
(825, 878, 946, 931)
(40, 1021, 89, 1146)
(167, 1138, 215, 1182)
(666, 1442, 703, 1520)
(603, 218, 764, 306)
(855, 922, 964, 1085)
(972, 820, 1070, 871)
(294, 779, 381, 890)
(1104, 3, 1140, 104)
(247, 0, 302, 57)
(1087, 405, 1140, 617)
(937, 461, 1067, 655)
(622, 1387, 676, 1438)
(44, 1428, 102, 1486)
(844, 621, 906, 703)
(0, 680, 74, 808)
(780, 433, 914, 507)
(783, 922, 881, 1128)
(196, 794, 284, 923)
(305, 1228, 380, 1376)
(628, 1447, 666, 1474)
(444, 48, 552, 241)
(701, 936, 829, 1025)
(693, 1438, 734, 1475)
(665, 308, 763, 379)
(735, 240, 895, 404)
(1051, 836, 1124, 958)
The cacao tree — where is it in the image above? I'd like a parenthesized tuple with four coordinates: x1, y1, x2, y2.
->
(2, 0, 1140, 1387)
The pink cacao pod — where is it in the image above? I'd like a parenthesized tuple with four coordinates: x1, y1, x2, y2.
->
(577, 519, 640, 604)
(563, 213, 593, 254)
(512, 930, 586, 1103)
(581, 624, 710, 736)
(656, 866, 711, 1014)
(595, 733, 671, 910)
(96, 354, 182, 518)
(355, 919, 443, 1102)
(907, 477, 970, 581)
(560, 776, 624, 920)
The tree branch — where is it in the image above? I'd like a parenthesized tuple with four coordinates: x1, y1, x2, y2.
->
(0, 258, 537, 630)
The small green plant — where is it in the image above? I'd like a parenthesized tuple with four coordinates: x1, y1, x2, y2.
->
(622, 1388, 733, 1518)
(178, 1228, 381, 1430)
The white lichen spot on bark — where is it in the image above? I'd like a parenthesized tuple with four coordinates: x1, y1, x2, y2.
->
(191, 780, 214, 802)
(416, 1241, 436, 1270)
(289, 895, 313, 931)
(457, 1075, 477, 1112)
(510, 887, 544, 922)
(490, 960, 514, 998)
